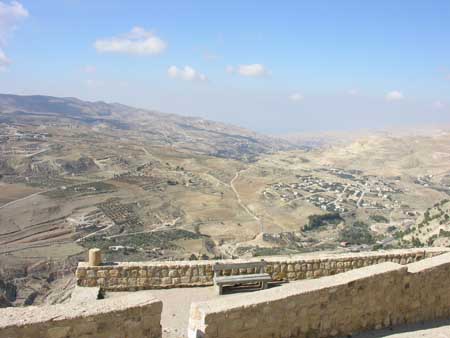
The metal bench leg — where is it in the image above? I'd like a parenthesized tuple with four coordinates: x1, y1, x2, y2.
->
(215, 284, 223, 295)
(261, 281, 268, 290)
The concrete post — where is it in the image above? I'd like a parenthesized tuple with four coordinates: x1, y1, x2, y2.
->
(89, 248, 102, 266)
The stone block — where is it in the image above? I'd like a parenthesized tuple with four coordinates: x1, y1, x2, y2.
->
(161, 277, 171, 285)
(168, 270, 178, 278)
(181, 276, 191, 284)
(88, 248, 102, 267)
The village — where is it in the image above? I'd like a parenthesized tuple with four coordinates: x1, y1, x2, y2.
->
(263, 167, 404, 213)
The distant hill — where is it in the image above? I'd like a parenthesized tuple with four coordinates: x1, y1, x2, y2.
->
(0, 93, 295, 161)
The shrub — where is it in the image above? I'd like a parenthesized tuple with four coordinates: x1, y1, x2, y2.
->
(411, 236, 423, 247)
(370, 215, 389, 223)
(339, 221, 374, 245)
(303, 213, 343, 231)
(387, 225, 397, 233)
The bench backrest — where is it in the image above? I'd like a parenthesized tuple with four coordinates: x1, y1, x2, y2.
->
(213, 260, 267, 276)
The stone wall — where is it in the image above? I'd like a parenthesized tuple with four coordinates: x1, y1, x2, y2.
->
(76, 248, 449, 291)
(188, 252, 450, 338)
(0, 292, 162, 338)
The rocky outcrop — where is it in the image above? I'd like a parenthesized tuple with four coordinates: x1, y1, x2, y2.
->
(0, 280, 16, 303)
(0, 294, 12, 308)
(57, 157, 98, 174)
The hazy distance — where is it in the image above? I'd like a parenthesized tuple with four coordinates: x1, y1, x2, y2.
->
(1, 0, 450, 133)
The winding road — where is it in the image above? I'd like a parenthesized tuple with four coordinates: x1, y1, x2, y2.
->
(0, 191, 47, 210)
(230, 169, 263, 233)
(230, 170, 259, 222)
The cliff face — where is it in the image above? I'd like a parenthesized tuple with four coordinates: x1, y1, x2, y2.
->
(0, 294, 12, 308)
(0, 258, 79, 308)
(0, 279, 16, 308)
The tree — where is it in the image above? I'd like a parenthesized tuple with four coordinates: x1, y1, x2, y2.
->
(339, 221, 374, 245)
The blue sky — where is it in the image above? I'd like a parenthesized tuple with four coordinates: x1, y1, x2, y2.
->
(1, 0, 450, 133)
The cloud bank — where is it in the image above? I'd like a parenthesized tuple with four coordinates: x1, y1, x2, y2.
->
(0, 49, 10, 69)
(95, 27, 167, 55)
(0, 1, 28, 70)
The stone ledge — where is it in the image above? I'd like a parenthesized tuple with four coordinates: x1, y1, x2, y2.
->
(69, 286, 102, 304)
(77, 247, 450, 269)
(76, 248, 450, 291)
(407, 252, 450, 273)
(193, 262, 406, 314)
(188, 252, 450, 338)
(0, 292, 161, 329)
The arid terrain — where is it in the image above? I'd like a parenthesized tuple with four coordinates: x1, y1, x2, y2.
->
(1, 94, 450, 307)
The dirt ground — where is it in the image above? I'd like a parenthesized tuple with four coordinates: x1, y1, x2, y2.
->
(0, 183, 42, 207)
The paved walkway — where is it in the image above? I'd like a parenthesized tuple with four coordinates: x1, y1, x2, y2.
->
(108, 287, 219, 338)
(150, 287, 218, 338)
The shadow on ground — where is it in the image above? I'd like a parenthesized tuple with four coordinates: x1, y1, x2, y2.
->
(220, 281, 286, 295)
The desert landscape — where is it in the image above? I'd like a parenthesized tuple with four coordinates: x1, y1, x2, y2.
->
(1, 94, 450, 307)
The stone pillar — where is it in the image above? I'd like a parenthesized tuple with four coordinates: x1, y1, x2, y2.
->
(89, 248, 102, 266)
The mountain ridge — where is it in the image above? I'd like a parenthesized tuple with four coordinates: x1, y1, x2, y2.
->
(0, 93, 296, 161)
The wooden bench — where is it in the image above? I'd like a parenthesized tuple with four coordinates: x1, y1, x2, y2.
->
(213, 260, 272, 295)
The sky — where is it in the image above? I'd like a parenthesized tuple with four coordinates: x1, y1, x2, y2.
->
(0, 0, 450, 134)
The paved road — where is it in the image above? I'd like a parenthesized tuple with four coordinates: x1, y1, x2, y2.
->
(357, 189, 366, 208)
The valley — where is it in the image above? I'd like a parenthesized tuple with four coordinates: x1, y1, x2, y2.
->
(1, 94, 450, 307)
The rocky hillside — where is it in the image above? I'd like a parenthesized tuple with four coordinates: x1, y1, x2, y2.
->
(0, 94, 295, 161)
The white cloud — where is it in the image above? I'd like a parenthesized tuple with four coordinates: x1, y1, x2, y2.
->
(227, 63, 269, 77)
(0, 1, 28, 42)
(238, 64, 268, 77)
(83, 65, 96, 74)
(386, 90, 404, 101)
(0, 1, 28, 70)
(0, 0, 27, 16)
(289, 93, 304, 102)
(167, 65, 207, 82)
(0, 48, 10, 71)
(348, 88, 358, 96)
(94, 26, 167, 55)
(433, 100, 445, 109)
(167, 65, 178, 78)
